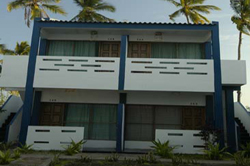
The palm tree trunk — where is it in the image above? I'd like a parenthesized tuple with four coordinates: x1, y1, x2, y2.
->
(237, 31, 242, 102)
(185, 13, 190, 24)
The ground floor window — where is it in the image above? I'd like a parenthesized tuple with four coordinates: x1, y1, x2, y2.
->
(39, 103, 117, 140)
(125, 105, 205, 141)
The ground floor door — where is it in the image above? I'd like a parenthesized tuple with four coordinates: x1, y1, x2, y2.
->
(39, 103, 65, 126)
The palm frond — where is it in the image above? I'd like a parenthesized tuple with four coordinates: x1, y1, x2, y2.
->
(188, 0, 206, 5)
(95, 3, 116, 12)
(42, 4, 67, 15)
(195, 11, 210, 23)
(7, 0, 25, 11)
(164, 0, 181, 7)
(169, 9, 183, 22)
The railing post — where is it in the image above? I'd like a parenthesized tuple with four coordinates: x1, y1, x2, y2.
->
(212, 22, 225, 148)
(19, 18, 41, 144)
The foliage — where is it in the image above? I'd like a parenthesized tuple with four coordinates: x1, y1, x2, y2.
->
(63, 139, 86, 156)
(0, 142, 15, 151)
(104, 153, 120, 162)
(151, 140, 176, 158)
(7, 0, 67, 27)
(12, 149, 21, 159)
(199, 124, 222, 148)
(231, 0, 250, 35)
(171, 155, 200, 166)
(203, 143, 228, 160)
(241, 142, 250, 158)
(0, 41, 30, 55)
(135, 152, 158, 164)
(0, 150, 14, 165)
(233, 151, 250, 166)
(123, 157, 135, 165)
(72, 0, 116, 22)
(165, 0, 221, 24)
(49, 153, 61, 166)
(17, 143, 33, 154)
(79, 155, 92, 163)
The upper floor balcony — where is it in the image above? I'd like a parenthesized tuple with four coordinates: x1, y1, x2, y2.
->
(0, 55, 246, 92)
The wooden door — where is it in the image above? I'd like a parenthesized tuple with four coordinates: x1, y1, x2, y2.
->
(128, 42, 151, 58)
(40, 103, 65, 126)
(99, 42, 120, 57)
(182, 107, 205, 130)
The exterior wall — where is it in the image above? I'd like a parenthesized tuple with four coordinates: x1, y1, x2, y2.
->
(127, 91, 206, 106)
(125, 58, 214, 93)
(40, 89, 119, 104)
(0, 56, 28, 90)
(221, 60, 247, 85)
(34, 56, 120, 90)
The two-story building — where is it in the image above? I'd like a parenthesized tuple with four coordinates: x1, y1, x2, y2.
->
(0, 19, 247, 153)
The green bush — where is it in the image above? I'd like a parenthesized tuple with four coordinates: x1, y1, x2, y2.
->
(0, 150, 14, 165)
(203, 143, 228, 160)
(49, 154, 61, 166)
(12, 149, 21, 159)
(0, 142, 14, 151)
(241, 142, 250, 158)
(79, 155, 92, 163)
(104, 153, 120, 162)
(63, 139, 86, 156)
(136, 152, 158, 164)
(151, 140, 176, 158)
(233, 151, 250, 166)
(17, 143, 33, 154)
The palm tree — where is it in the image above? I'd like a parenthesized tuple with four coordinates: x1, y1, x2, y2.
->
(165, 0, 221, 24)
(72, 0, 116, 22)
(230, 0, 250, 102)
(0, 42, 30, 55)
(7, 0, 67, 27)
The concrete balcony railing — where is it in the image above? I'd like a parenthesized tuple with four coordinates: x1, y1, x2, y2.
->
(33, 56, 120, 90)
(0, 56, 247, 92)
(125, 58, 215, 92)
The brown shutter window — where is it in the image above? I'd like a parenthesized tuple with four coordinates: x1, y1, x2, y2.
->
(128, 42, 151, 58)
(99, 42, 120, 57)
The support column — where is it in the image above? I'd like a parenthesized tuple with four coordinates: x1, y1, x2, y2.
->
(117, 93, 126, 152)
(118, 35, 128, 90)
(212, 22, 225, 147)
(225, 88, 236, 153)
(19, 19, 41, 144)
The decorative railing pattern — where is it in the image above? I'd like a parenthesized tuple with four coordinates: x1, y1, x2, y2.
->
(156, 129, 205, 154)
(34, 56, 120, 90)
(26, 126, 84, 150)
(125, 58, 214, 92)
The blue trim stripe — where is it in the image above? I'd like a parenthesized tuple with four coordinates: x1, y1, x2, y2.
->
(116, 104, 123, 152)
(1, 96, 13, 109)
(19, 19, 41, 144)
(119, 35, 128, 90)
(225, 89, 236, 152)
(5, 106, 23, 142)
(212, 22, 224, 148)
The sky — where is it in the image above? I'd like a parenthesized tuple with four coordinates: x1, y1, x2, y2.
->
(0, 0, 249, 106)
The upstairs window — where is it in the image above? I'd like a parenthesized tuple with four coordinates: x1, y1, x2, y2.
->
(46, 40, 120, 57)
(128, 42, 205, 59)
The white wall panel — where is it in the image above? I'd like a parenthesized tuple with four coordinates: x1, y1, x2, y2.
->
(0, 56, 28, 90)
(156, 129, 205, 154)
(125, 58, 214, 93)
(34, 56, 120, 90)
(26, 126, 84, 151)
(221, 60, 246, 86)
(41, 89, 119, 104)
(127, 92, 206, 106)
